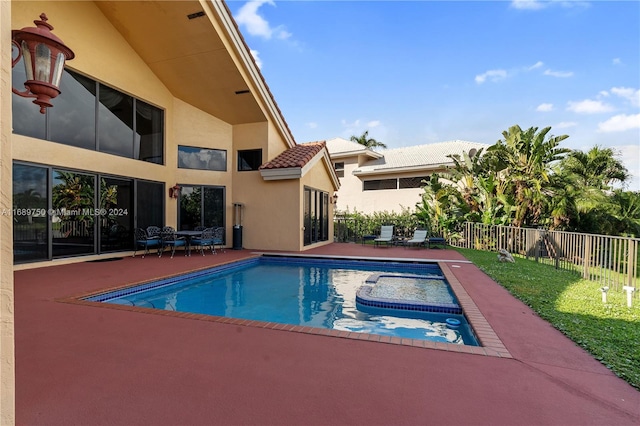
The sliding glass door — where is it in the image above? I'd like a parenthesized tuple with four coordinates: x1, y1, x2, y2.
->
(178, 185, 225, 231)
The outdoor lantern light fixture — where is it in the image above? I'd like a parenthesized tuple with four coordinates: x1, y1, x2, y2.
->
(169, 185, 181, 199)
(11, 13, 75, 114)
(332, 193, 338, 204)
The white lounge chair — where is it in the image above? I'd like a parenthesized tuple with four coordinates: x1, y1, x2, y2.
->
(404, 229, 428, 248)
(374, 225, 394, 247)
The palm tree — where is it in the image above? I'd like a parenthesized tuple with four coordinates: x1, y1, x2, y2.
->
(350, 130, 387, 150)
(486, 125, 570, 227)
(561, 146, 629, 191)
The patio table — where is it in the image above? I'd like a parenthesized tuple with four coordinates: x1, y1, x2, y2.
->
(176, 230, 203, 256)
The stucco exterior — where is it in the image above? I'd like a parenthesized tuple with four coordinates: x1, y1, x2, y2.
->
(1, 2, 16, 424)
(327, 137, 488, 214)
(2, 3, 339, 420)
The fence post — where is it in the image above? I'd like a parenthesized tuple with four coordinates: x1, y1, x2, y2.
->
(628, 239, 637, 288)
(583, 235, 591, 280)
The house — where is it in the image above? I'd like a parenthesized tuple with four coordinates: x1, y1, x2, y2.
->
(326, 137, 488, 214)
(6, 0, 339, 268)
(1, 2, 339, 419)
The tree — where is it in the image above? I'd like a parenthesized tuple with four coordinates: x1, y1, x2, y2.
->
(485, 125, 570, 227)
(561, 146, 629, 191)
(350, 130, 387, 149)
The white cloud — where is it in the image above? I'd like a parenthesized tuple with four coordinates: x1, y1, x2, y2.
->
(510, 0, 590, 10)
(511, 0, 547, 10)
(528, 61, 544, 70)
(367, 120, 381, 128)
(613, 58, 622, 65)
(611, 87, 640, 107)
(597, 113, 640, 132)
(544, 69, 574, 78)
(555, 121, 578, 128)
(567, 99, 614, 114)
(475, 69, 508, 84)
(536, 103, 554, 112)
(235, 0, 291, 40)
(306, 122, 318, 129)
(615, 144, 640, 191)
(250, 49, 262, 69)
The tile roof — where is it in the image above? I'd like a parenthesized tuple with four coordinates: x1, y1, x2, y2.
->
(259, 141, 326, 170)
(325, 137, 383, 158)
(354, 140, 489, 173)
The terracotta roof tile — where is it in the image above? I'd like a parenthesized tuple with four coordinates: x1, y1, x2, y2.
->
(259, 141, 326, 170)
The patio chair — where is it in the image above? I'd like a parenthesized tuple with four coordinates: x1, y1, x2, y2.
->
(146, 226, 162, 239)
(404, 229, 428, 249)
(160, 226, 187, 258)
(190, 227, 215, 256)
(374, 225, 394, 247)
(133, 227, 161, 258)
(212, 227, 226, 253)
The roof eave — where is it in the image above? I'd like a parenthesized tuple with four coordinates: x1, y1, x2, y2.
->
(353, 163, 450, 176)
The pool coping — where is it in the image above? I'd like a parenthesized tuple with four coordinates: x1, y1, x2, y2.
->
(58, 253, 512, 358)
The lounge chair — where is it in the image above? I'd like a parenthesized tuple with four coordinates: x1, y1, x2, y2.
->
(404, 229, 428, 249)
(428, 235, 447, 248)
(374, 225, 394, 247)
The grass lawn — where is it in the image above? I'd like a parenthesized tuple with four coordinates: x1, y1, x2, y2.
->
(456, 248, 640, 390)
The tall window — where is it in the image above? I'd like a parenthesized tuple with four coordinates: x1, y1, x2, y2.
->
(12, 65, 164, 165)
(178, 185, 225, 233)
(237, 149, 262, 171)
(334, 162, 345, 178)
(303, 187, 329, 246)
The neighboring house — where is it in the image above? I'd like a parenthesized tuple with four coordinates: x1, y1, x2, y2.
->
(326, 137, 488, 214)
(5, 0, 339, 268)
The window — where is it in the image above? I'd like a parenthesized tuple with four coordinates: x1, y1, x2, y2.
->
(237, 149, 262, 171)
(178, 185, 225, 233)
(399, 176, 429, 189)
(334, 162, 345, 178)
(178, 146, 227, 171)
(12, 65, 164, 165)
(363, 179, 397, 191)
(303, 187, 329, 246)
(12, 162, 164, 264)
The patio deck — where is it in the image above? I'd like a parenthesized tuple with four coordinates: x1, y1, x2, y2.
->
(14, 243, 640, 425)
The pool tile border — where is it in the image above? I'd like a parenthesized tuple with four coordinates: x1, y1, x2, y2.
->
(58, 255, 511, 358)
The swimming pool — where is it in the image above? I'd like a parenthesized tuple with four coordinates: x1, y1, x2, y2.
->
(86, 256, 479, 346)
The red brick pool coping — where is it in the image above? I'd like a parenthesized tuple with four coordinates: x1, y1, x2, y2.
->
(58, 254, 511, 358)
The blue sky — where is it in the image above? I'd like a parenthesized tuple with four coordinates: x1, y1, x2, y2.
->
(227, 0, 640, 191)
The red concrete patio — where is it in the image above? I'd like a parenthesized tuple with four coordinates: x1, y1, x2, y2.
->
(14, 243, 640, 425)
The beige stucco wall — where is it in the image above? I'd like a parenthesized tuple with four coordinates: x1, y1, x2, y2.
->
(10, 1, 246, 258)
(335, 154, 442, 214)
(173, 98, 234, 240)
(10, 1, 336, 264)
(1, 1, 16, 423)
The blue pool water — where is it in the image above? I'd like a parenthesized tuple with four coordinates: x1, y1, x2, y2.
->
(87, 256, 478, 346)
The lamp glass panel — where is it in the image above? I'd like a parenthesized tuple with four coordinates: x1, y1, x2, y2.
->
(34, 43, 51, 82)
(21, 41, 33, 80)
(51, 52, 65, 87)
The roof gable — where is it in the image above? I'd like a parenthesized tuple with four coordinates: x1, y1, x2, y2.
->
(259, 142, 340, 189)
